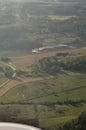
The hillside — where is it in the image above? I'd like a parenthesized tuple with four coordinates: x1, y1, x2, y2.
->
(31, 50, 86, 76)
(0, 0, 86, 55)
(0, 0, 86, 130)
(0, 48, 86, 129)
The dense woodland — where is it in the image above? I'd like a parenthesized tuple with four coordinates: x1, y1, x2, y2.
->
(33, 54, 86, 76)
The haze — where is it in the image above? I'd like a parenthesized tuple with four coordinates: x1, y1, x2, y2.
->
(0, 0, 86, 130)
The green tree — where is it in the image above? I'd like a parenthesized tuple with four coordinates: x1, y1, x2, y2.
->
(1, 57, 11, 63)
(5, 67, 13, 78)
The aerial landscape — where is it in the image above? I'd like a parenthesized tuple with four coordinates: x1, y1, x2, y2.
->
(0, 0, 86, 129)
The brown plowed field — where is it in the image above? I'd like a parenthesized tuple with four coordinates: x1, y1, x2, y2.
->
(11, 48, 86, 68)
(12, 51, 57, 68)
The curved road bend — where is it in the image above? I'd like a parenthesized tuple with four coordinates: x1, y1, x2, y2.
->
(0, 62, 16, 88)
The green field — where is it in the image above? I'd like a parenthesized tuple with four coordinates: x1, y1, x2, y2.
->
(0, 73, 86, 129)
(0, 0, 86, 129)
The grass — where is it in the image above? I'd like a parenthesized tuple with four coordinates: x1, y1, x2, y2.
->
(39, 104, 86, 128)
(0, 104, 36, 120)
(0, 1, 86, 129)
(56, 36, 80, 44)
(0, 48, 86, 129)
(0, 74, 86, 102)
(0, 58, 86, 129)
(39, 115, 77, 128)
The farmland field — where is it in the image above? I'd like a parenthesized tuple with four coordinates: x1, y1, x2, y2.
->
(0, 0, 86, 130)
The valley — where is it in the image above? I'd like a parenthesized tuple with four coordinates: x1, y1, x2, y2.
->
(0, 0, 86, 130)
(0, 47, 86, 129)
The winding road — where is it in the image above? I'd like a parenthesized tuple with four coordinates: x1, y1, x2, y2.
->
(0, 61, 17, 88)
(0, 61, 44, 96)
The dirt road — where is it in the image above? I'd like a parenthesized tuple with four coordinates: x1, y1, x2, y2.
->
(0, 77, 43, 96)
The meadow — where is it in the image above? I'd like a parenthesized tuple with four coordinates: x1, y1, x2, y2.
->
(0, 71, 86, 129)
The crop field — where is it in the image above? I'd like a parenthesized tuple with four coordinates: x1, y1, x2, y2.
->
(11, 47, 86, 68)
(12, 51, 59, 67)
(0, 46, 86, 129)
(11, 50, 61, 67)
(0, 73, 86, 129)
(0, 0, 86, 129)
(1, 74, 85, 101)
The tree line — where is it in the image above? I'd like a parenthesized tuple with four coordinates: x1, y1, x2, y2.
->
(34, 54, 86, 76)
(45, 111, 86, 130)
